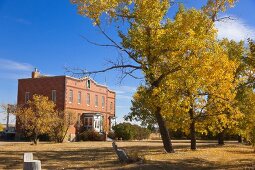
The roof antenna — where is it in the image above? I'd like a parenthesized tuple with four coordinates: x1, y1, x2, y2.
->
(104, 76, 107, 86)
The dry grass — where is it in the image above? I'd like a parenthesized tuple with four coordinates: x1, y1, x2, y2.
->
(0, 140, 254, 169)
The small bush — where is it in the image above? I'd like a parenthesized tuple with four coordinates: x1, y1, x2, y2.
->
(107, 131, 116, 139)
(79, 130, 103, 141)
(112, 123, 151, 140)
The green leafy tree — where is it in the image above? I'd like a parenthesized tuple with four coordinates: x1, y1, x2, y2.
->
(125, 86, 157, 129)
(233, 40, 255, 151)
(113, 122, 150, 140)
(236, 87, 255, 151)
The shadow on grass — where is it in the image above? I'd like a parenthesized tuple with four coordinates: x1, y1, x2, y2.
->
(0, 142, 253, 169)
(122, 158, 255, 170)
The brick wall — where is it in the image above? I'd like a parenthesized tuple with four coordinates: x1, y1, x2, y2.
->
(17, 74, 116, 138)
(17, 76, 66, 110)
(65, 77, 115, 133)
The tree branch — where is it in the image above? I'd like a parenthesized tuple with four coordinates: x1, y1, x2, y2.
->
(96, 25, 143, 65)
(65, 64, 142, 77)
(150, 65, 182, 89)
(215, 16, 236, 22)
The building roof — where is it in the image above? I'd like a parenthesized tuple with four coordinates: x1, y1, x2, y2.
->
(19, 73, 115, 93)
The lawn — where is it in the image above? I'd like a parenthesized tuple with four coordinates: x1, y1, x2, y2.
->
(0, 140, 254, 169)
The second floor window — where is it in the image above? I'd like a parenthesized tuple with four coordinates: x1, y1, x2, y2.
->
(25, 92, 30, 103)
(69, 90, 73, 103)
(86, 93, 90, 105)
(95, 95, 98, 107)
(78, 91, 81, 104)
(102, 96, 105, 108)
(110, 102, 113, 111)
(52, 90, 56, 103)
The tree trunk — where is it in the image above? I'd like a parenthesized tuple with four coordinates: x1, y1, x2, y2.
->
(218, 131, 225, 145)
(33, 133, 39, 145)
(189, 108, 196, 150)
(155, 107, 174, 153)
(238, 135, 243, 143)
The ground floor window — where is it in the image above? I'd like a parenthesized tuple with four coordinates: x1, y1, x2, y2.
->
(94, 120, 100, 129)
(84, 117, 93, 130)
(82, 114, 104, 132)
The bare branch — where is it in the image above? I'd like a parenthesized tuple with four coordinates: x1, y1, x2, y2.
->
(215, 16, 236, 22)
(79, 34, 119, 48)
(120, 67, 143, 82)
(96, 25, 143, 65)
(65, 64, 141, 77)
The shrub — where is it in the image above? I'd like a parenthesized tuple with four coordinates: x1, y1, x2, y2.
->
(107, 131, 116, 139)
(79, 130, 103, 141)
(133, 124, 151, 140)
(112, 123, 151, 140)
(113, 123, 133, 140)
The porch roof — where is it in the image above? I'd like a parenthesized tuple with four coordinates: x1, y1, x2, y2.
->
(82, 113, 103, 117)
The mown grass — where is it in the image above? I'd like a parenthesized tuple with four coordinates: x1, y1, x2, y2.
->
(0, 140, 254, 169)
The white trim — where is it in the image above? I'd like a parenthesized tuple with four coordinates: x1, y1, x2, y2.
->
(78, 91, 81, 104)
(65, 76, 115, 93)
(51, 90, 57, 103)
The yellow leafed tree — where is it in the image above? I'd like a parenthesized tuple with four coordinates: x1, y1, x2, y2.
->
(71, 0, 238, 152)
(0, 123, 3, 132)
(15, 95, 57, 145)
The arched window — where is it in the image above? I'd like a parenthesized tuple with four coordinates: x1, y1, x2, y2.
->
(86, 79, 91, 88)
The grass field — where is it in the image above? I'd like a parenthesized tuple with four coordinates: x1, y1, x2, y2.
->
(0, 140, 254, 169)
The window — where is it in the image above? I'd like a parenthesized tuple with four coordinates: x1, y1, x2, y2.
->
(95, 95, 98, 107)
(84, 117, 93, 130)
(110, 102, 113, 111)
(86, 93, 90, 105)
(69, 90, 73, 103)
(52, 90, 56, 103)
(25, 92, 30, 103)
(94, 120, 100, 129)
(86, 79, 91, 88)
(102, 96, 105, 108)
(78, 91, 81, 104)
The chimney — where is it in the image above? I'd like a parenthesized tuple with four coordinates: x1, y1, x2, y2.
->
(32, 68, 40, 78)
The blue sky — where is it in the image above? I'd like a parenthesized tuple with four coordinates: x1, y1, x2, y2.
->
(0, 0, 255, 124)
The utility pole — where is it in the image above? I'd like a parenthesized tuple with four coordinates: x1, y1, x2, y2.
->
(6, 104, 10, 133)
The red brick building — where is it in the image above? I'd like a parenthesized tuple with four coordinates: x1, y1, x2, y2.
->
(17, 69, 116, 141)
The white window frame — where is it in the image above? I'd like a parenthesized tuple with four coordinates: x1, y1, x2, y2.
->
(86, 93, 90, 106)
(84, 117, 93, 130)
(94, 119, 100, 129)
(52, 90, 56, 103)
(78, 91, 81, 104)
(95, 95, 98, 107)
(102, 96, 105, 108)
(69, 90, 73, 103)
(110, 102, 113, 111)
(86, 79, 91, 89)
(25, 92, 30, 103)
